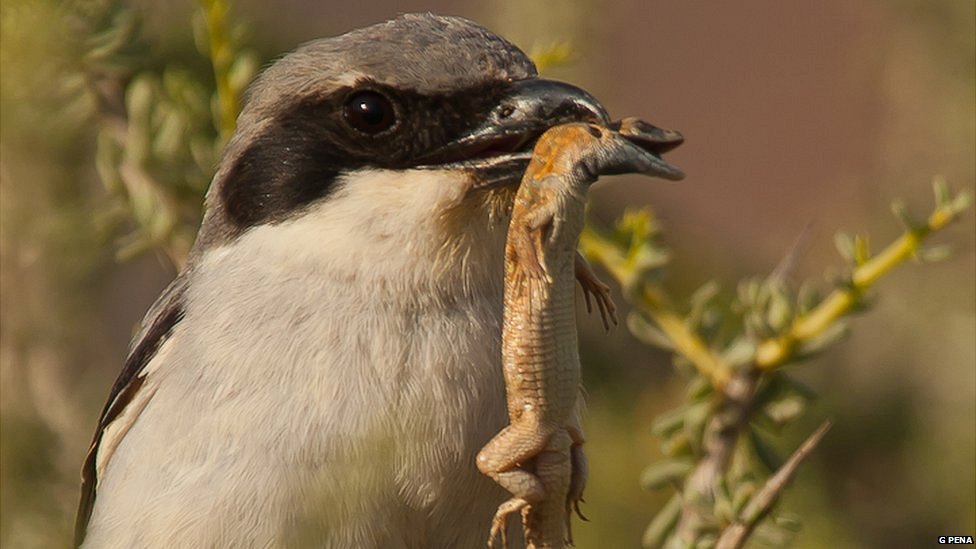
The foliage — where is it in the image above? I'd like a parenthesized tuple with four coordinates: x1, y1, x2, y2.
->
(579, 181, 970, 548)
(83, 0, 257, 268)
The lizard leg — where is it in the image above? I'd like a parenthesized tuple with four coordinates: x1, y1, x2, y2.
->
(508, 223, 549, 285)
(565, 411, 589, 548)
(477, 414, 553, 476)
(486, 468, 546, 549)
(489, 495, 532, 549)
(567, 424, 589, 522)
(574, 252, 618, 330)
(507, 220, 556, 316)
(522, 430, 574, 548)
(477, 417, 555, 547)
(523, 205, 557, 282)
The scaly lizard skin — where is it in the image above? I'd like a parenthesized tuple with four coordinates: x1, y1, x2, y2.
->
(476, 121, 684, 548)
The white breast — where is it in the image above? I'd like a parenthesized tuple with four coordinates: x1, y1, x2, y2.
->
(83, 169, 521, 548)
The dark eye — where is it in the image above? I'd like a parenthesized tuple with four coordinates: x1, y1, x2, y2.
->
(343, 91, 396, 134)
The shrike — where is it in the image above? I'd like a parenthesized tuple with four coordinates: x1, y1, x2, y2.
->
(76, 13, 653, 548)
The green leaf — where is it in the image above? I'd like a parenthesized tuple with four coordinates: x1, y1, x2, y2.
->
(631, 245, 671, 276)
(652, 407, 687, 439)
(529, 41, 574, 72)
(628, 312, 674, 351)
(932, 176, 951, 207)
(763, 394, 806, 425)
(713, 475, 734, 522)
(918, 244, 953, 263)
(732, 481, 757, 515)
(671, 355, 696, 378)
(230, 21, 251, 47)
(682, 401, 712, 456)
(661, 431, 692, 458)
(642, 494, 682, 548)
(191, 11, 210, 55)
(695, 533, 718, 549)
(750, 410, 781, 435)
(115, 233, 152, 262)
(748, 429, 783, 473)
(752, 521, 796, 547)
(720, 337, 756, 369)
(95, 132, 124, 194)
(698, 308, 724, 343)
(769, 373, 819, 401)
(834, 231, 855, 263)
(229, 53, 259, 94)
(688, 281, 720, 331)
(797, 282, 821, 314)
(124, 74, 156, 163)
(85, 10, 141, 62)
(784, 375, 819, 400)
(765, 286, 794, 333)
(854, 234, 871, 265)
(685, 375, 714, 401)
(890, 199, 917, 230)
(153, 109, 186, 160)
(950, 191, 971, 215)
(640, 459, 694, 491)
(795, 321, 849, 358)
(736, 279, 762, 309)
(774, 512, 802, 532)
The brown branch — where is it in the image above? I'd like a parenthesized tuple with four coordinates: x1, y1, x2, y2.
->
(715, 421, 832, 549)
(674, 368, 759, 542)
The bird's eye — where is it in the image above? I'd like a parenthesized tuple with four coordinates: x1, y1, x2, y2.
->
(343, 91, 396, 134)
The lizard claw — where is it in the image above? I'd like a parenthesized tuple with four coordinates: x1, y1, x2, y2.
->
(573, 497, 589, 522)
(487, 518, 507, 549)
(574, 253, 618, 331)
(487, 498, 530, 549)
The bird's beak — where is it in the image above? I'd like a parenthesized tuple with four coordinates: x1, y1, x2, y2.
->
(416, 78, 683, 188)
(415, 79, 611, 188)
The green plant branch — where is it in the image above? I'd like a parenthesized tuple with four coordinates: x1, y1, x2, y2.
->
(80, 1, 258, 269)
(77, 4, 193, 269)
(666, 182, 968, 546)
(529, 41, 574, 73)
(584, 181, 970, 548)
(199, 0, 239, 142)
(755, 184, 971, 368)
(636, 285, 731, 390)
(580, 227, 732, 389)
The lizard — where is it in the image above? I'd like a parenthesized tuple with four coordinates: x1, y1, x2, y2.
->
(476, 120, 685, 548)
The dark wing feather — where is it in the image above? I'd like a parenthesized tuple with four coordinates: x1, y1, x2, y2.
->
(73, 274, 188, 547)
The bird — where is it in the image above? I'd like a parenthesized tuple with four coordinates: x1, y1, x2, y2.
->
(74, 13, 617, 548)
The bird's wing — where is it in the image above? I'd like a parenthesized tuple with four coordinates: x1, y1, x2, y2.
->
(74, 273, 189, 547)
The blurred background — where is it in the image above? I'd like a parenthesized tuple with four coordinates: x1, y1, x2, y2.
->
(1, 1, 973, 547)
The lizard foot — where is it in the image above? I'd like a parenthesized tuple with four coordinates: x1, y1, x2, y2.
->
(488, 497, 531, 549)
(574, 252, 618, 330)
(565, 441, 589, 546)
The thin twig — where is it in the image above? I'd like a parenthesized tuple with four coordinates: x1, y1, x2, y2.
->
(769, 223, 814, 285)
(199, 0, 240, 143)
(716, 421, 832, 549)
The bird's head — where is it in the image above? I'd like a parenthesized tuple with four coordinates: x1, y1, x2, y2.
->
(189, 14, 675, 292)
(193, 14, 613, 244)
